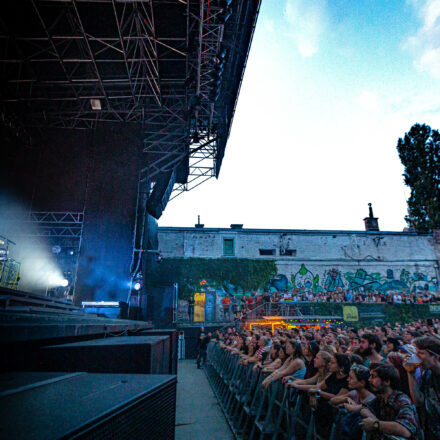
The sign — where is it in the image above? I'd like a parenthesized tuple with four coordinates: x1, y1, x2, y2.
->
(429, 305, 440, 314)
(194, 292, 205, 322)
(343, 305, 359, 322)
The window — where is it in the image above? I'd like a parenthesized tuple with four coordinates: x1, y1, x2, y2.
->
(280, 249, 296, 256)
(259, 249, 275, 256)
(223, 238, 235, 256)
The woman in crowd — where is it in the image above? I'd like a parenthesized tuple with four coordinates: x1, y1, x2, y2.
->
(261, 338, 305, 388)
(261, 344, 286, 373)
(287, 350, 332, 391)
(387, 351, 411, 396)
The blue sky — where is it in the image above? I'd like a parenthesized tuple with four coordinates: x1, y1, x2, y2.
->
(161, 0, 440, 231)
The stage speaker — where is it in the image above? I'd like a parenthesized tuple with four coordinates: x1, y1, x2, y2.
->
(0, 371, 176, 440)
(146, 170, 176, 219)
(35, 336, 170, 374)
(137, 329, 178, 374)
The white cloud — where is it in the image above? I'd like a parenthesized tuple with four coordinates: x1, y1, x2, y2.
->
(284, 0, 327, 57)
(406, 0, 440, 79)
(355, 91, 379, 108)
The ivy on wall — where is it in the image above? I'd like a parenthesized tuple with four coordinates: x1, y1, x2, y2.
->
(146, 257, 277, 299)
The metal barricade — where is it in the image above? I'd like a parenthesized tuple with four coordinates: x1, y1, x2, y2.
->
(205, 343, 357, 440)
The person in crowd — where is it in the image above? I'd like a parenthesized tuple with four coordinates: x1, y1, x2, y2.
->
(263, 291, 271, 314)
(187, 296, 195, 321)
(359, 333, 384, 366)
(247, 294, 254, 311)
(405, 336, 440, 440)
(262, 339, 305, 388)
(197, 331, 211, 369)
(242, 335, 268, 365)
(387, 352, 411, 396)
(221, 295, 231, 320)
(332, 364, 375, 440)
(287, 350, 332, 391)
(384, 336, 402, 355)
(354, 363, 420, 439)
(308, 353, 351, 438)
(332, 363, 374, 406)
(302, 340, 320, 379)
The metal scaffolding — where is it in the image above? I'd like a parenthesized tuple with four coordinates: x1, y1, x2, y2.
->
(1, 0, 261, 198)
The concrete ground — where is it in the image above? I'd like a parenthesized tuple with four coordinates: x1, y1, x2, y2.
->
(175, 359, 233, 440)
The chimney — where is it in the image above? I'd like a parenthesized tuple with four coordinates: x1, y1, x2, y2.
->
(195, 215, 204, 228)
(364, 203, 379, 231)
(230, 224, 243, 229)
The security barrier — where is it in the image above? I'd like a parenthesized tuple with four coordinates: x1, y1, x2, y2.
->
(205, 343, 396, 440)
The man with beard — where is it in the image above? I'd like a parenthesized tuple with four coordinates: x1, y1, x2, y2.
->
(405, 336, 440, 440)
(359, 364, 420, 439)
(359, 333, 384, 367)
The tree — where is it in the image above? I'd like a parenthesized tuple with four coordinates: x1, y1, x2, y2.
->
(397, 123, 440, 232)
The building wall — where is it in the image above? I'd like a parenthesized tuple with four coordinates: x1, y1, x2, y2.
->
(158, 228, 440, 293)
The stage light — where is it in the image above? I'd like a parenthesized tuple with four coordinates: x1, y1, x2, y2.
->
(90, 99, 101, 110)
(133, 282, 141, 291)
(60, 279, 69, 287)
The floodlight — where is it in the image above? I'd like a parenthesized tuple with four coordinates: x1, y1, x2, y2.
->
(133, 282, 141, 291)
(60, 279, 69, 287)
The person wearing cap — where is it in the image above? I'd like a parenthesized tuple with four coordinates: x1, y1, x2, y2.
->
(405, 336, 440, 440)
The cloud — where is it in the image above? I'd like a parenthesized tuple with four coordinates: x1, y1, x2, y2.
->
(406, 0, 440, 79)
(355, 91, 379, 108)
(284, 0, 327, 57)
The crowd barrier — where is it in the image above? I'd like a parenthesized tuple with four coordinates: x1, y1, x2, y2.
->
(205, 343, 403, 440)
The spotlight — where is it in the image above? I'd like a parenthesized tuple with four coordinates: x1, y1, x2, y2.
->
(60, 279, 69, 287)
(69, 250, 74, 256)
(52, 245, 61, 254)
(133, 282, 141, 291)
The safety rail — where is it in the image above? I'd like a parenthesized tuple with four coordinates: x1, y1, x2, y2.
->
(205, 343, 406, 440)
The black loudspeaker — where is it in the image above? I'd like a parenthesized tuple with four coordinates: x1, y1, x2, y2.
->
(146, 170, 176, 219)
(34, 336, 170, 374)
(0, 372, 176, 440)
(138, 329, 178, 374)
(144, 285, 177, 328)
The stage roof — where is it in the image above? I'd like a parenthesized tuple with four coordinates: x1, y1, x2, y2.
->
(1, 0, 261, 194)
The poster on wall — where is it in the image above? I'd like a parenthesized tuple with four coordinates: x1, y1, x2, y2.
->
(343, 305, 359, 322)
(194, 292, 205, 322)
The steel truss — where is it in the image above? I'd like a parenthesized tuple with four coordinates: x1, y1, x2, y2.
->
(1, 0, 261, 199)
(18, 211, 84, 248)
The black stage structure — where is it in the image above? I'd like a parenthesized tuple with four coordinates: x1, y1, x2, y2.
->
(1, 4, 261, 434)
(1, 0, 261, 308)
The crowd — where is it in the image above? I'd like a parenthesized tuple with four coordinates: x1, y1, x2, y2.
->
(186, 289, 440, 322)
(206, 318, 440, 440)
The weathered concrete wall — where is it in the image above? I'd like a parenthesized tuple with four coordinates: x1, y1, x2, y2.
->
(158, 227, 440, 293)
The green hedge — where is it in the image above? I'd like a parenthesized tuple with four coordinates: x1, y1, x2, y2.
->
(308, 303, 438, 326)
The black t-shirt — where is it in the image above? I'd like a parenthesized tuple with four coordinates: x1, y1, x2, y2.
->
(325, 373, 349, 395)
(188, 298, 195, 307)
(263, 295, 271, 303)
(200, 335, 211, 350)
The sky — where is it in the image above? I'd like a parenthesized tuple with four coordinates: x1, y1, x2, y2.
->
(160, 0, 440, 232)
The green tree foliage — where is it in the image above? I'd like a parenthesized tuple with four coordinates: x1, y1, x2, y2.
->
(397, 123, 440, 232)
(146, 258, 277, 299)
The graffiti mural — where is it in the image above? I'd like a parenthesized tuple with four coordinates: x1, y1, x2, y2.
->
(190, 265, 438, 297)
(323, 269, 345, 291)
(292, 264, 320, 292)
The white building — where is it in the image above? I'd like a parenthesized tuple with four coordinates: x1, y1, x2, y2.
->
(158, 221, 440, 293)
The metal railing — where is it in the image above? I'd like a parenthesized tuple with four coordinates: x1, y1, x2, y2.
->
(204, 342, 410, 440)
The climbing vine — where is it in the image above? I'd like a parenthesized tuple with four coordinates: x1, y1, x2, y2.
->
(146, 257, 277, 299)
